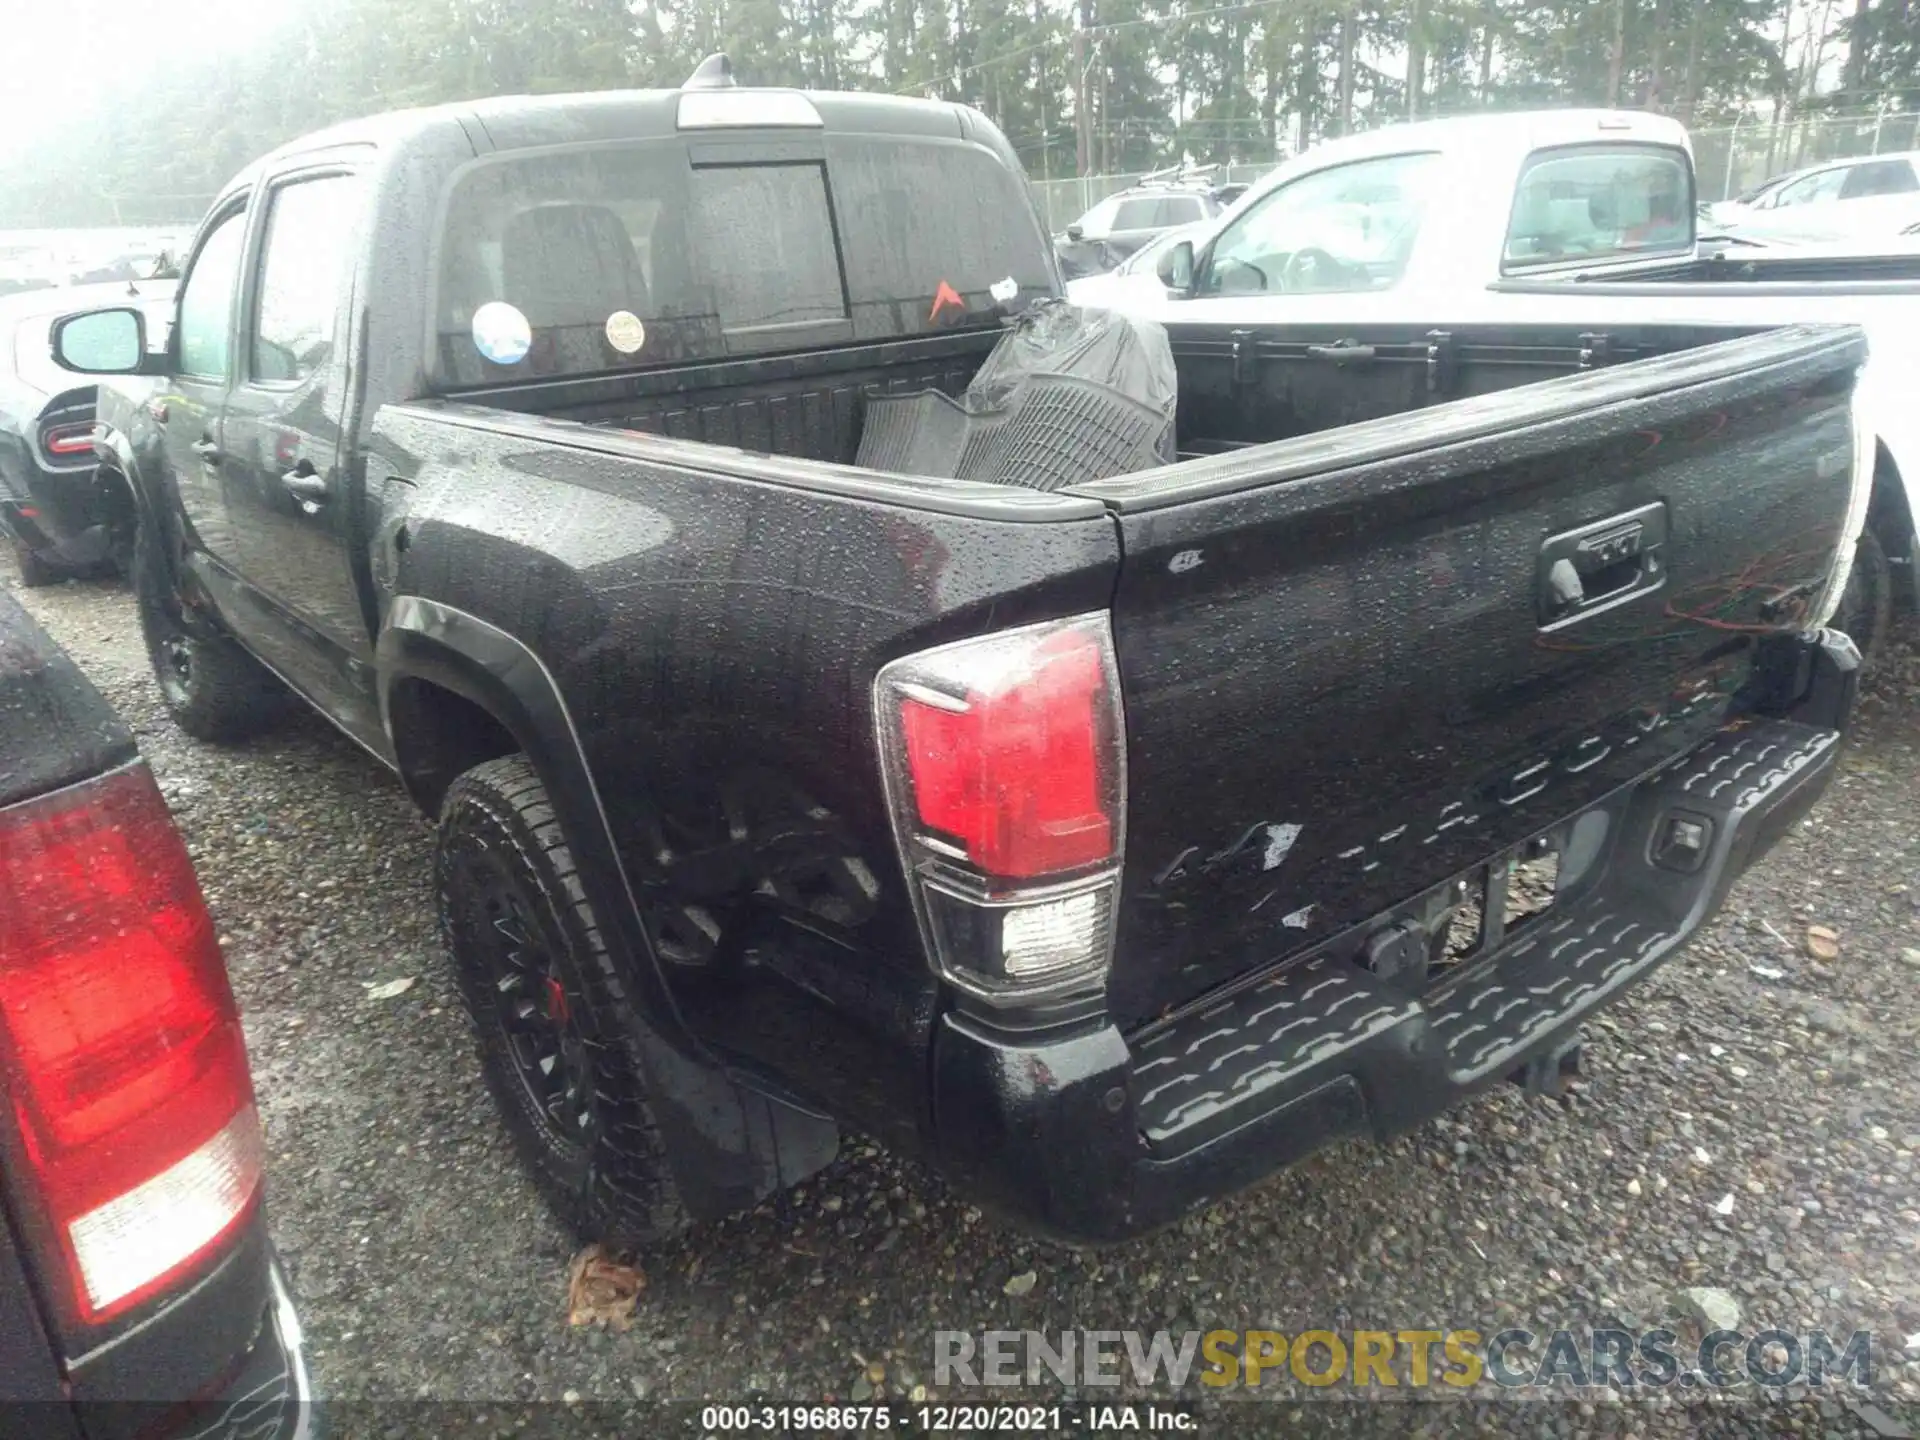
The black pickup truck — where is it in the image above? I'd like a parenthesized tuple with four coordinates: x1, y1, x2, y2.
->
(47, 66, 1867, 1245)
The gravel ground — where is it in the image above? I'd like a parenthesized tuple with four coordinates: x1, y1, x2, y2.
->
(10, 564, 1920, 1437)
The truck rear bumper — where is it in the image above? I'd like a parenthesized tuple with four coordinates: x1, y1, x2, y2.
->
(931, 631, 1857, 1244)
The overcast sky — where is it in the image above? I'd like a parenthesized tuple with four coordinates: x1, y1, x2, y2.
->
(0, 0, 293, 161)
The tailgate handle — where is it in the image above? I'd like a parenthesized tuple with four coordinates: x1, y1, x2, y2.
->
(1537, 501, 1668, 629)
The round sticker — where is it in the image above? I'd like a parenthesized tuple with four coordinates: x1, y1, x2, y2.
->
(605, 310, 647, 355)
(471, 301, 532, 365)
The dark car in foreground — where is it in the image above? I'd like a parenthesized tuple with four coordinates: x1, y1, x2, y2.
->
(0, 589, 313, 1436)
(0, 280, 175, 585)
(49, 66, 1866, 1247)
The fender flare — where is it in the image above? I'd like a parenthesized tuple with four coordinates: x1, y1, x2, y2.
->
(375, 596, 835, 1217)
(91, 422, 183, 603)
(376, 595, 701, 1056)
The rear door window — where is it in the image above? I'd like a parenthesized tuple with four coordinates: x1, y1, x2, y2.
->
(1839, 159, 1920, 199)
(250, 173, 363, 383)
(1504, 144, 1692, 268)
(1157, 195, 1206, 226)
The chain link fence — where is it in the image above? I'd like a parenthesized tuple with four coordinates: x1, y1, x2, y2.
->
(1691, 113, 1920, 202)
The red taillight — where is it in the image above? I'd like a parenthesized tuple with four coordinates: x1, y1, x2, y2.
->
(898, 629, 1113, 878)
(41, 424, 95, 459)
(876, 615, 1125, 1004)
(0, 765, 260, 1324)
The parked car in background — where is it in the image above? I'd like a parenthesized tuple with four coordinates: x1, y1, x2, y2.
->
(1053, 164, 1237, 278)
(1065, 220, 1214, 307)
(0, 588, 313, 1436)
(0, 279, 175, 585)
(1698, 173, 1794, 230)
(1708, 151, 1920, 243)
(1127, 110, 1920, 666)
(49, 70, 1868, 1250)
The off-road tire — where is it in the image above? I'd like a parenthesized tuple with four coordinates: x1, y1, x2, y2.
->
(1839, 527, 1893, 674)
(437, 754, 687, 1246)
(133, 530, 284, 741)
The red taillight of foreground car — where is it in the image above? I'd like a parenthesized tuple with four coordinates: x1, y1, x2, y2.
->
(876, 615, 1126, 1005)
(40, 423, 96, 460)
(0, 765, 261, 1324)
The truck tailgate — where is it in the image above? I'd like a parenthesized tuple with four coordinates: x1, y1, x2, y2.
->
(1077, 325, 1865, 1029)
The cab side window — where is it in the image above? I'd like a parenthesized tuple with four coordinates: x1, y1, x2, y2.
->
(1204, 152, 1441, 294)
(176, 210, 248, 379)
(1774, 168, 1846, 208)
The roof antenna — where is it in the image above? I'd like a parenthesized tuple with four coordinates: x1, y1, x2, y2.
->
(685, 54, 737, 90)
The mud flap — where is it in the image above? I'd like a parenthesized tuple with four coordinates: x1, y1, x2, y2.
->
(632, 1022, 839, 1220)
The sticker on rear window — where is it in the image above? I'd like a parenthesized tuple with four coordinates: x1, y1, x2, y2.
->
(472, 302, 531, 365)
(989, 276, 1019, 304)
(929, 281, 965, 324)
(605, 310, 646, 355)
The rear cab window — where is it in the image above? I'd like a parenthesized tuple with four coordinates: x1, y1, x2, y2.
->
(433, 132, 1052, 388)
(689, 163, 847, 333)
(1503, 143, 1693, 270)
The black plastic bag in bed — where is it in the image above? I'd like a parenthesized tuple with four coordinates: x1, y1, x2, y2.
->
(965, 298, 1177, 458)
(856, 300, 1179, 488)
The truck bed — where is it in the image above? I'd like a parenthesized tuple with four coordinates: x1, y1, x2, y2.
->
(449, 315, 1787, 470)
(392, 318, 1864, 1037)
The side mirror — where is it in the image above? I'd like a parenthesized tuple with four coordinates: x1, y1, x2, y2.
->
(1158, 240, 1196, 294)
(50, 307, 148, 374)
(1065, 224, 1085, 242)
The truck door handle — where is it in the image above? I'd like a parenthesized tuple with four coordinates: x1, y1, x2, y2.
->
(191, 439, 221, 463)
(1537, 501, 1669, 629)
(281, 463, 329, 508)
